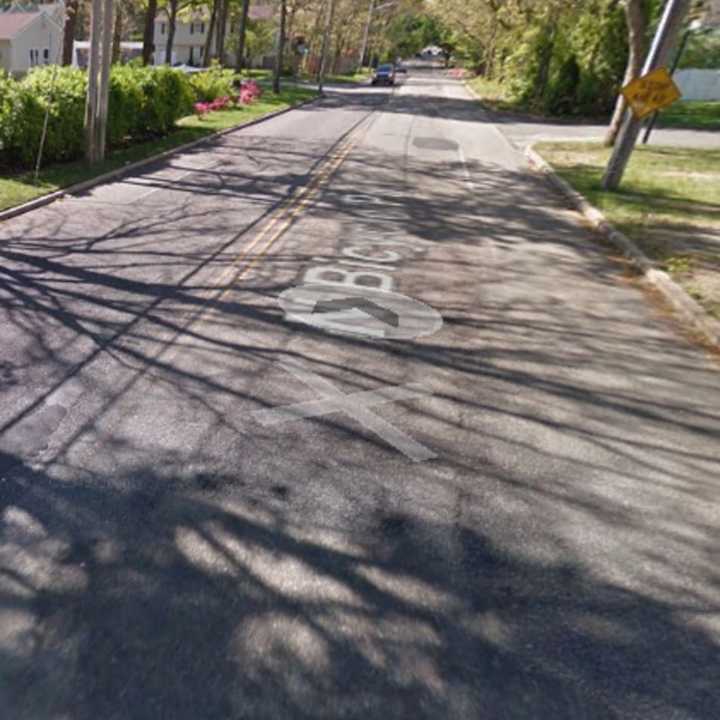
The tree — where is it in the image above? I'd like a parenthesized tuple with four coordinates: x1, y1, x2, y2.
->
(112, 2, 123, 64)
(235, 0, 251, 71)
(203, 0, 219, 65)
(215, 0, 229, 64)
(604, 0, 648, 146)
(273, 0, 287, 93)
(62, 0, 80, 66)
(142, 0, 158, 65)
(165, 0, 179, 65)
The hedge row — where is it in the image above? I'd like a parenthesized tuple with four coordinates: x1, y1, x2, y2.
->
(0, 65, 235, 169)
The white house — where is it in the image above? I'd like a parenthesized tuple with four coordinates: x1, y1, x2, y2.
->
(153, 3, 275, 67)
(0, 3, 63, 76)
(154, 11, 211, 67)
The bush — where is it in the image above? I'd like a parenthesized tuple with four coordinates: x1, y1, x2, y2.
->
(136, 66, 194, 135)
(1, 66, 86, 166)
(0, 65, 194, 169)
(188, 66, 236, 102)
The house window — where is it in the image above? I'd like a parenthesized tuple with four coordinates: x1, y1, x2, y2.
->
(200, 22, 205, 33)
(189, 22, 194, 34)
(160, 22, 166, 35)
(29, 48, 40, 66)
(43, 48, 49, 64)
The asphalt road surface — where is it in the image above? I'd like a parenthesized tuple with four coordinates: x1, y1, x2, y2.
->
(1, 67, 720, 720)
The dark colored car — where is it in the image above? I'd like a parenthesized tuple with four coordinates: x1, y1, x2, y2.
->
(372, 64, 396, 86)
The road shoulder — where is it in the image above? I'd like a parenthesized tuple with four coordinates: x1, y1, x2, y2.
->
(527, 142, 720, 348)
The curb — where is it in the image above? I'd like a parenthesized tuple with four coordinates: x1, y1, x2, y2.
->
(526, 144, 720, 348)
(0, 95, 321, 224)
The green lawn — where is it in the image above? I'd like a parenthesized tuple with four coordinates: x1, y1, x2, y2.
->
(656, 100, 720, 131)
(0, 84, 317, 213)
(535, 141, 720, 319)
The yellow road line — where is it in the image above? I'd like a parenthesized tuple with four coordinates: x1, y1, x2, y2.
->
(215, 124, 366, 294)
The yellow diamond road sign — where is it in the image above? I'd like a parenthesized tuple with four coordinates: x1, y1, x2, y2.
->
(622, 67, 682, 120)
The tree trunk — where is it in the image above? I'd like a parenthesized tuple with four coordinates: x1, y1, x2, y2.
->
(273, 0, 287, 94)
(62, 0, 80, 66)
(203, 0, 218, 66)
(112, 3, 122, 64)
(535, 26, 556, 104)
(234, 0, 251, 71)
(165, 0, 178, 65)
(142, 0, 157, 65)
(216, 0, 228, 65)
(604, 0, 647, 146)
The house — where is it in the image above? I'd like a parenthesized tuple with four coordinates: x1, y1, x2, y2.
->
(153, 3, 276, 67)
(154, 11, 210, 66)
(0, 3, 63, 76)
(72, 41, 144, 69)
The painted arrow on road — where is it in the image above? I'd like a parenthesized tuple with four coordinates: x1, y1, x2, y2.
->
(313, 297, 400, 327)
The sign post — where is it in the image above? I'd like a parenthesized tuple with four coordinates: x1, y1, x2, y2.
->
(601, 0, 690, 191)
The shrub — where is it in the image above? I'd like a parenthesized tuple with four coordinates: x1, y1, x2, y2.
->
(188, 66, 236, 102)
(2, 66, 86, 166)
(0, 71, 18, 163)
(136, 66, 194, 135)
(0, 65, 194, 169)
(108, 64, 147, 144)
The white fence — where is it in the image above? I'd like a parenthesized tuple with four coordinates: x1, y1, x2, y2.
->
(674, 69, 720, 101)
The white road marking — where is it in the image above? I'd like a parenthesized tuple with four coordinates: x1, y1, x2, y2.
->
(253, 360, 438, 462)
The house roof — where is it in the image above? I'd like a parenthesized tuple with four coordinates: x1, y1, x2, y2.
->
(0, 11, 40, 40)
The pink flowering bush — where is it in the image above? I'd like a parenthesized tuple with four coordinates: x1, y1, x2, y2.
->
(194, 101, 211, 117)
(194, 80, 264, 119)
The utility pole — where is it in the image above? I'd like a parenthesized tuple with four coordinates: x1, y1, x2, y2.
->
(317, 0, 336, 94)
(273, 0, 287, 94)
(85, 0, 114, 163)
(358, 0, 374, 69)
(642, 18, 701, 144)
(601, 0, 690, 190)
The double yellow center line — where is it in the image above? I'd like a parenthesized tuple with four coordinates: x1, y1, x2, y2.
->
(215, 119, 369, 294)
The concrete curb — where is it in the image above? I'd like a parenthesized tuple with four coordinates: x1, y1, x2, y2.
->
(526, 144, 720, 348)
(0, 95, 321, 224)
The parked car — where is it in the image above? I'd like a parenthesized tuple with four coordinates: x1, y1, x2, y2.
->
(372, 64, 396, 86)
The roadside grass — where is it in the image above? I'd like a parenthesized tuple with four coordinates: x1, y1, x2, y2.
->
(0, 84, 317, 213)
(296, 68, 371, 85)
(324, 68, 372, 84)
(535, 141, 720, 319)
(466, 76, 520, 113)
(656, 100, 720, 131)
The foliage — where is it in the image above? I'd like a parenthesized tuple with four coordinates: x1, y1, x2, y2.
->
(2, 66, 87, 166)
(384, 12, 447, 60)
(188, 65, 236, 102)
(0, 65, 194, 169)
(434, 0, 634, 117)
(679, 29, 720, 68)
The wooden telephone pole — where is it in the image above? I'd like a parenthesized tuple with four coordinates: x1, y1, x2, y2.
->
(85, 0, 114, 163)
(601, 0, 690, 189)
